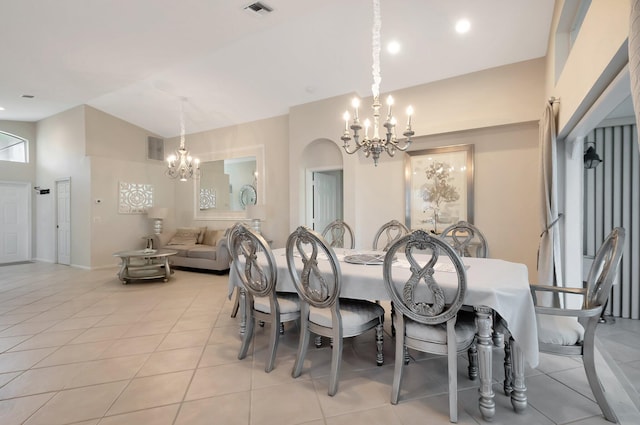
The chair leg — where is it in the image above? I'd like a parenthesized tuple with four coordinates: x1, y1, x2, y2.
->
(279, 322, 285, 335)
(265, 317, 280, 373)
(239, 288, 247, 336)
(583, 332, 618, 423)
(492, 330, 504, 347)
(503, 338, 513, 395)
(447, 321, 458, 423)
(467, 341, 478, 380)
(238, 313, 254, 360)
(391, 301, 396, 337)
(375, 321, 384, 366)
(230, 287, 240, 318)
(391, 316, 405, 404)
(328, 335, 343, 396)
(292, 325, 310, 379)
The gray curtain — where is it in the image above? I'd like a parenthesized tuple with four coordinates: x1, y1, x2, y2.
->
(538, 101, 563, 292)
(630, 0, 640, 153)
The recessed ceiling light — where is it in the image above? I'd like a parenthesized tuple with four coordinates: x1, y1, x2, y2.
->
(387, 41, 401, 55)
(455, 19, 471, 34)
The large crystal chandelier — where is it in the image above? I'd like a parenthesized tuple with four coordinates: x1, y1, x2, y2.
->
(166, 98, 200, 181)
(341, 0, 414, 166)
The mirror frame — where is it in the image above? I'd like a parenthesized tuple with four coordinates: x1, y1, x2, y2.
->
(193, 145, 265, 221)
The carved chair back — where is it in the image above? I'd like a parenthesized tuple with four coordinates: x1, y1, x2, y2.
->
(439, 220, 489, 258)
(383, 229, 467, 325)
(229, 223, 277, 301)
(321, 219, 355, 249)
(372, 220, 410, 251)
(286, 226, 342, 313)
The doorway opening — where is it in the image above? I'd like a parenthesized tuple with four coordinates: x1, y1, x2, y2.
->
(0, 181, 31, 264)
(306, 169, 343, 232)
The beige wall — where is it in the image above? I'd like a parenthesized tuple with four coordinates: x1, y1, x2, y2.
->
(34, 106, 176, 268)
(86, 106, 177, 268)
(548, 0, 630, 136)
(290, 59, 545, 282)
(168, 114, 290, 248)
(36, 106, 90, 267)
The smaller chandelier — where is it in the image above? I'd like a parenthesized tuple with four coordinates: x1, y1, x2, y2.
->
(341, 0, 414, 166)
(166, 98, 200, 181)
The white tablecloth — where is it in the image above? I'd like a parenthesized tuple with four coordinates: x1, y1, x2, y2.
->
(229, 248, 539, 367)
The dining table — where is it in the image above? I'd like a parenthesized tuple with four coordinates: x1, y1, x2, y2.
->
(228, 247, 539, 421)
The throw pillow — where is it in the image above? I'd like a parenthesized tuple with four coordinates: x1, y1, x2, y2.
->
(203, 229, 225, 247)
(197, 226, 207, 244)
(167, 227, 200, 245)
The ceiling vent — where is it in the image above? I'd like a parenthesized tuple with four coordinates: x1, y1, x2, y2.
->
(244, 2, 273, 17)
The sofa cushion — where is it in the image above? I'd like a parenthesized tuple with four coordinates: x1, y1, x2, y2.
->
(187, 245, 217, 260)
(202, 229, 225, 247)
(165, 244, 194, 257)
(167, 227, 200, 245)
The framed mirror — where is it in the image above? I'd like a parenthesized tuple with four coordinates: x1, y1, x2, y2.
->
(194, 146, 265, 220)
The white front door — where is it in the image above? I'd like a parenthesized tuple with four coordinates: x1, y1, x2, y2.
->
(56, 179, 71, 265)
(0, 182, 30, 264)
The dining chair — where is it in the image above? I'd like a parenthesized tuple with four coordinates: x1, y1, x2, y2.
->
(286, 225, 384, 396)
(439, 220, 489, 380)
(321, 219, 355, 249)
(227, 222, 245, 319)
(439, 220, 489, 258)
(229, 223, 301, 373)
(524, 227, 625, 423)
(383, 229, 476, 423)
(372, 219, 409, 251)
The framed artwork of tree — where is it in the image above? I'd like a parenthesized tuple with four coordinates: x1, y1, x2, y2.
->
(404, 144, 474, 233)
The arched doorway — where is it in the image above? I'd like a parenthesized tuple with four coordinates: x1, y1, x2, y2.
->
(300, 139, 344, 231)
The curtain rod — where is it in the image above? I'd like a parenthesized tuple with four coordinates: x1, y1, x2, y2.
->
(548, 96, 560, 104)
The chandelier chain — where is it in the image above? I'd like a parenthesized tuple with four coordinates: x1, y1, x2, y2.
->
(371, 0, 381, 99)
(341, 0, 414, 166)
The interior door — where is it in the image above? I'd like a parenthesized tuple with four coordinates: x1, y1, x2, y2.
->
(312, 170, 343, 232)
(0, 182, 30, 264)
(56, 179, 71, 265)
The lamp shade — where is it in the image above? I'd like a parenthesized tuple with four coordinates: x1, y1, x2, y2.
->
(246, 204, 266, 220)
(147, 207, 168, 219)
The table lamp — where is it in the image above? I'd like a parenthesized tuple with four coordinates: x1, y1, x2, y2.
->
(246, 204, 266, 234)
(147, 207, 168, 235)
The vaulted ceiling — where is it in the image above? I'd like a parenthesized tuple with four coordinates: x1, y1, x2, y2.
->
(1, 0, 555, 137)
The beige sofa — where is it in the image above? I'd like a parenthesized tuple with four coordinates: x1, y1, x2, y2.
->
(153, 227, 231, 273)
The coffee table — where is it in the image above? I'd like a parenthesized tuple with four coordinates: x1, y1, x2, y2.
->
(113, 248, 177, 284)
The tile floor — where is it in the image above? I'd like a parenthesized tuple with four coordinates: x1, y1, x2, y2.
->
(0, 263, 638, 425)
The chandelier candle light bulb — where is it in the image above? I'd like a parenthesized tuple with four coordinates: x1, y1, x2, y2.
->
(340, 0, 415, 166)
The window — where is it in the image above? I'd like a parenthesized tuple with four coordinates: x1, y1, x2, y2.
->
(0, 131, 28, 163)
(555, 0, 592, 83)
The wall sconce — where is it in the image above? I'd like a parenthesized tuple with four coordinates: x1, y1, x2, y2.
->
(146, 207, 168, 234)
(584, 143, 602, 169)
